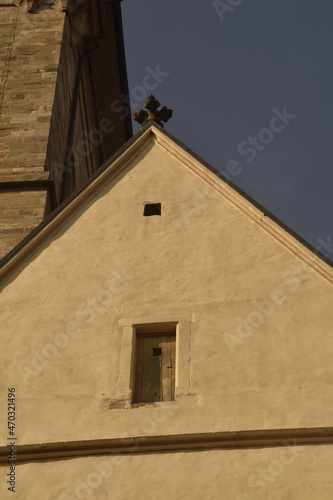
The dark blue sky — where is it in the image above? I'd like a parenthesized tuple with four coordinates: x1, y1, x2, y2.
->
(122, 0, 333, 252)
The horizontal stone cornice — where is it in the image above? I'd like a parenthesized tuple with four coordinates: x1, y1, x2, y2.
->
(1, 427, 333, 464)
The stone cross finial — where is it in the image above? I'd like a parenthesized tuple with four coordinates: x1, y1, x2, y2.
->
(133, 95, 173, 128)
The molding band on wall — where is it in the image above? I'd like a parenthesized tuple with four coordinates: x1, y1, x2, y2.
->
(1, 427, 333, 464)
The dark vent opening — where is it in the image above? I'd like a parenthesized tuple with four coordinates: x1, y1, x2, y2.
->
(152, 347, 162, 356)
(144, 203, 161, 216)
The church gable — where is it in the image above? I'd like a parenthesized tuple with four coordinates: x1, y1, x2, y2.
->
(1, 124, 333, 445)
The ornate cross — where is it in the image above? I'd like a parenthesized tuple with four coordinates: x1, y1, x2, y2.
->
(133, 95, 173, 128)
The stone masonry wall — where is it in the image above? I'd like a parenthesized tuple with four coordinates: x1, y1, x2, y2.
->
(0, 1, 130, 260)
(0, 2, 66, 258)
(0, 189, 48, 258)
(0, 3, 66, 179)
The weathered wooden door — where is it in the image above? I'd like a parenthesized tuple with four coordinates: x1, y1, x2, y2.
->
(133, 334, 175, 403)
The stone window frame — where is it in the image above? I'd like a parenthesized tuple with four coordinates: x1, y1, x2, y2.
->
(109, 313, 191, 409)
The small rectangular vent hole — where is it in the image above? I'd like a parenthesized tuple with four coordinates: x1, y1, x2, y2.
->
(152, 347, 162, 356)
(144, 203, 161, 216)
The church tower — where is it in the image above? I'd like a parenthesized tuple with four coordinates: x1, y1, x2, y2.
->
(0, 0, 132, 259)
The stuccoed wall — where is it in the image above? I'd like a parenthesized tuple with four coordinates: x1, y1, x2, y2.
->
(1, 445, 333, 499)
(1, 139, 333, 446)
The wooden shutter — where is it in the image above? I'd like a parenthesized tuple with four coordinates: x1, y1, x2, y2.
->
(133, 333, 175, 403)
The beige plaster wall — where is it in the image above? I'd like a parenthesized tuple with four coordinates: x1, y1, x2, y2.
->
(1, 140, 333, 446)
(1, 445, 333, 499)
